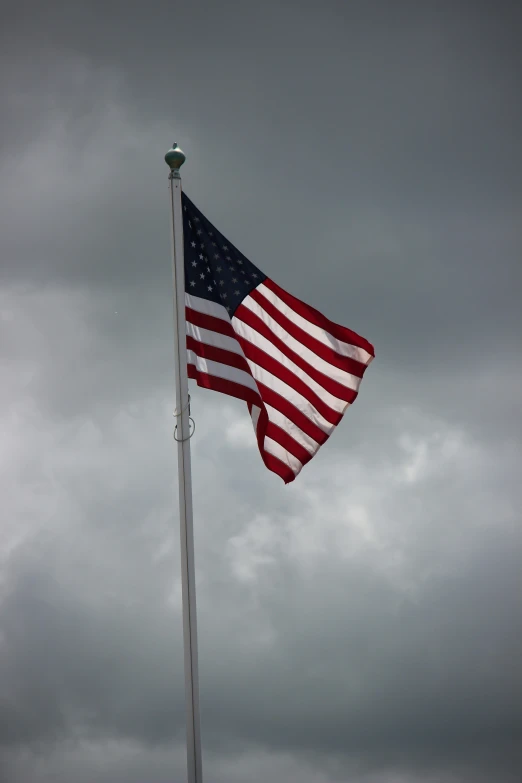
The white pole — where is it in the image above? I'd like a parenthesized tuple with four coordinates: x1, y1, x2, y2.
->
(165, 143, 203, 783)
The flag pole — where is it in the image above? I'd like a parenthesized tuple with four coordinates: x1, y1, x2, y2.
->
(165, 143, 203, 783)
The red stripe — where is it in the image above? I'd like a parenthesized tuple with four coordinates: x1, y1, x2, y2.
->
(248, 288, 370, 377)
(255, 382, 329, 446)
(253, 405, 271, 475)
(263, 278, 375, 357)
(234, 303, 359, 403)
(187, 365, 262, 408)
(186, 335, 251, 375)
(264, 421, 314, 466)
(261, 450, 296, 484)
(237, 338, 343, 427)
(186, 307, 235, 339)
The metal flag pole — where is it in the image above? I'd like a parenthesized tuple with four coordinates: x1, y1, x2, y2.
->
(165, 143, 203, 783)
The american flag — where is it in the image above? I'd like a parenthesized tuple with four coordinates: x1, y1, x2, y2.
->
(182, 192, 374, 484)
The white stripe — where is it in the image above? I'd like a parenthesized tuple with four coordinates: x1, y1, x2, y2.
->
(246, 361, 334, 435)
(232, 317, 353, 413)
(263, 437, 303, 477)
(264, 404, 319, 455)
(185, 292, 230, 321)
(239, 297, 361, 392)
(257, 283, 373, 365)
(187, 350, 260, 394)
(186, 321, 244, 355)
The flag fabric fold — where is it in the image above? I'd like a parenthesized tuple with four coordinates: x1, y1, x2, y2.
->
(182, 192, 374, 483)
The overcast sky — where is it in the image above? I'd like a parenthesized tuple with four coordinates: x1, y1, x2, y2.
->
(1, 1, 521, 782)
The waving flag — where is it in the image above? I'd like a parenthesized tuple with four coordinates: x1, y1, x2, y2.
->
(182, 192, 374, 483)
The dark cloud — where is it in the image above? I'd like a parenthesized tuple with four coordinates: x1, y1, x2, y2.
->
(2, 0, 521, 373)
(1, 1, 521, 782)
(1, 354, 521, 782)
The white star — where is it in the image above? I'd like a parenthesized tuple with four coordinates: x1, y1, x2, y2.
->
(214, 253, 220, 259)
(188, 221, 192, 228)
(222, 292, 227, 299)
(191, 241, 196, 248)
(216, 266, 222, 272)
(219, 280, 225, 286)
(232, 277, 238, 283)
(252, 273, 258, 278)
(226, 255, 231, 261)
(207, 285, 213, 292)
(199, 253, 204, 260)
(222, 245, 228, 251)
(211, 241, 217, 247)
(234, 290, 240, 296)
(197, 229, 202, 236)
(226, 305, 231, 312)
(200, 273, 205, 280)
(230, 266, 235, 272)
(191, 260, 197, 267)
(190, 281, 196, 287)
(193, 216, 200, 222)
(237, 259, 243, 265)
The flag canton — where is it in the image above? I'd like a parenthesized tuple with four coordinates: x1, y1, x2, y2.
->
(182, 192, 266, 317)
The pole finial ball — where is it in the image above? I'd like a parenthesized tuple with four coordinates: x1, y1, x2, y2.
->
(165, 142, 186, 171)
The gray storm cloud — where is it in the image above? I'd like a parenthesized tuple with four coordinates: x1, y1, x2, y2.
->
(1, 2, 521, 782)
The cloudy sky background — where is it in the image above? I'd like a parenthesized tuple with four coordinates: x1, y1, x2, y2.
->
(1, 1, 521, 781)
